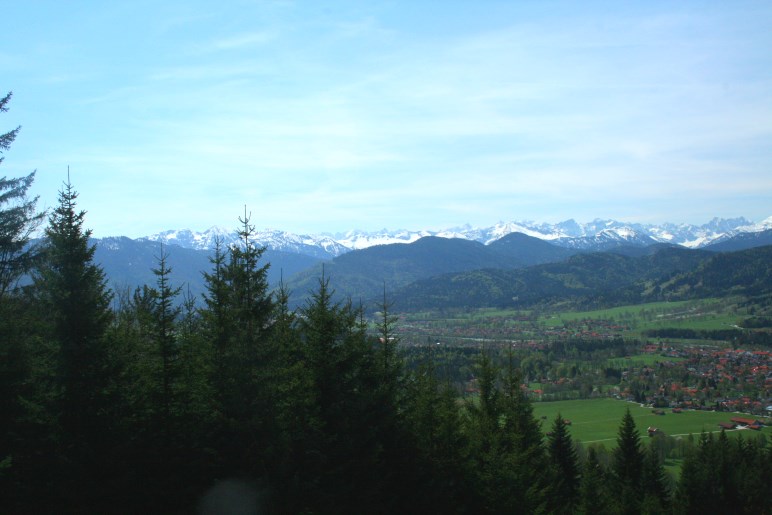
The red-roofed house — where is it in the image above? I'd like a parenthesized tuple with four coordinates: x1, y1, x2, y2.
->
(730, 417, 764, 427)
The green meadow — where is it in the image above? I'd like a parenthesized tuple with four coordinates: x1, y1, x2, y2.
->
(540, 298, 742, 336)
(606, 354, 686, 367)
(543, 301, 692, 324)
(531, 398, 770, 446)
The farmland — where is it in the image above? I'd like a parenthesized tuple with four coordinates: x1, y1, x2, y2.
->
(396, 297, 752, 346)
(531, 398, 771, 446)
(396, 295, 772, 437)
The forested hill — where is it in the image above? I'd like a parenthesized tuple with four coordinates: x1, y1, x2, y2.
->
(391, 245, 771, 311)
(89, 235, 772, 312)
(86, 233, 772, 312)
(656, 244, 772, 299)
(284, 233, 576, 307)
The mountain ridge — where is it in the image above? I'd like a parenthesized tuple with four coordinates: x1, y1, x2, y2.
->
(137, 216, 772, 259)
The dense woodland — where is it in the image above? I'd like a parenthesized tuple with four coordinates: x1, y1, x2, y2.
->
(2, 92, 771, 513)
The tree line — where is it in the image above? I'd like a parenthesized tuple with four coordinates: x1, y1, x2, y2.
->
(2, 92, 770, 513)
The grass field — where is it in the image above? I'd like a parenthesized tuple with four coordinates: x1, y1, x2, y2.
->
(636, 313, 741, 332)
(540, 298, 743, 335)
(606, 354, 686, 367)
(542, 300, 698, 323)
(531, 398, 771, 446)
(399, 298, 750, 344)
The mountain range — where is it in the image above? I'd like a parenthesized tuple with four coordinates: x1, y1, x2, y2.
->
(88, 216, 772, 312)
(140, 216, 772, 259)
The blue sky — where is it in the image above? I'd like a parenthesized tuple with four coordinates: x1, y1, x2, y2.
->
(2, 1, 771, 237)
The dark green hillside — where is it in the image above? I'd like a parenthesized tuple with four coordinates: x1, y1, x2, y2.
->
(656, 244, 772, 298)
(286, 235, 569, 306)
(487, 231, 576, 264)
(394, 246, 713, 311)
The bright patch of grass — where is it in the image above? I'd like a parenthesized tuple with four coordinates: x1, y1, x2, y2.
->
(607, 354, 686, 367)
(532, 398, 771, 446)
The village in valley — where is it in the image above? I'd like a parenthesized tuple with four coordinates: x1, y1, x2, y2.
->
(396, 301, 772, 437)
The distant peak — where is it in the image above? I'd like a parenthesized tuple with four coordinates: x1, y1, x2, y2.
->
(134, 216, 766, 256)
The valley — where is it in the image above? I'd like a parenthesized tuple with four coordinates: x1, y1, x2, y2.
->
(393, 297, 771, 407)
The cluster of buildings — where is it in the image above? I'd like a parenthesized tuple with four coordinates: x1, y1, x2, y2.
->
(626, 346, 772, 415)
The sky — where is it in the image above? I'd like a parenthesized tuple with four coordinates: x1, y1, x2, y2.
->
(2, 1, 771, 238)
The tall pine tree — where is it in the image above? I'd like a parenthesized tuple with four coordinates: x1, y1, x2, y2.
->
(577, 446, 610, 514)
(35, 177, 113, 441)
(199, 209, 275, 480)
(148, 247, 182, 445)
(640, 439, 671, 514)
(546, 412, 580, 514)
(33, 176, 114, 510)
(0, 172, 44, 298)
(612, 408, 645, 515)
(405, 354, 471, 513)
(0, 91, 45, 507)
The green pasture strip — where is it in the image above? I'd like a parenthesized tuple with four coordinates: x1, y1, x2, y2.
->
(543, 301, 694, 323)
(542, 316, 565, 328)
(540, 299, 732, 327)
(606, 354, 686, 367)
(531, 398, 770, 446)
(402, 308, 536, 324)
(641, 338, 727, 348)
(638, 314, 741, 333)
(464, 308, 534, 319)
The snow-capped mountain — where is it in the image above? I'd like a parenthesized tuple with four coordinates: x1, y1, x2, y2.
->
(138, 216, 771, 259)
(140, 226, 239, 250)
(552, 226, 659, 250)
(141, 227, 350, 259)
(252, 229, 349, 260)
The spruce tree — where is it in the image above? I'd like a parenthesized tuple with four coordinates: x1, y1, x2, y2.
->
(578, 446, 610, 514)
(33, 176, 113, 509)
(200, 236, 231, 398)
(376, 282, 400, 382)
(464, 352, 546, 513)
(464, 351, 502, 510)
(0, 92, 19, 163)
(149, 247, 182, 444)
(225, 207, 273, 351)
(405, 356, 470, 513)
(35, 177, 113, 440)
(546, 412, 580, 514)
(269, 277, 305, 478)
(0, 91, 44, 507)
(199, 210, 275, 478)
(735, 435, 772, 513)
(675, 432, 710, 514)
(0, 172, 44, 298)
(500, 352, 546, 512)
(612, 408, 645, 515)
(640, 439, 671, 514)
(176, 285, 215, 437)
(290, 273, 393, 512)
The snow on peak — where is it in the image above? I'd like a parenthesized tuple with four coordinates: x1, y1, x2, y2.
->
(138, 216, 769, 258)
